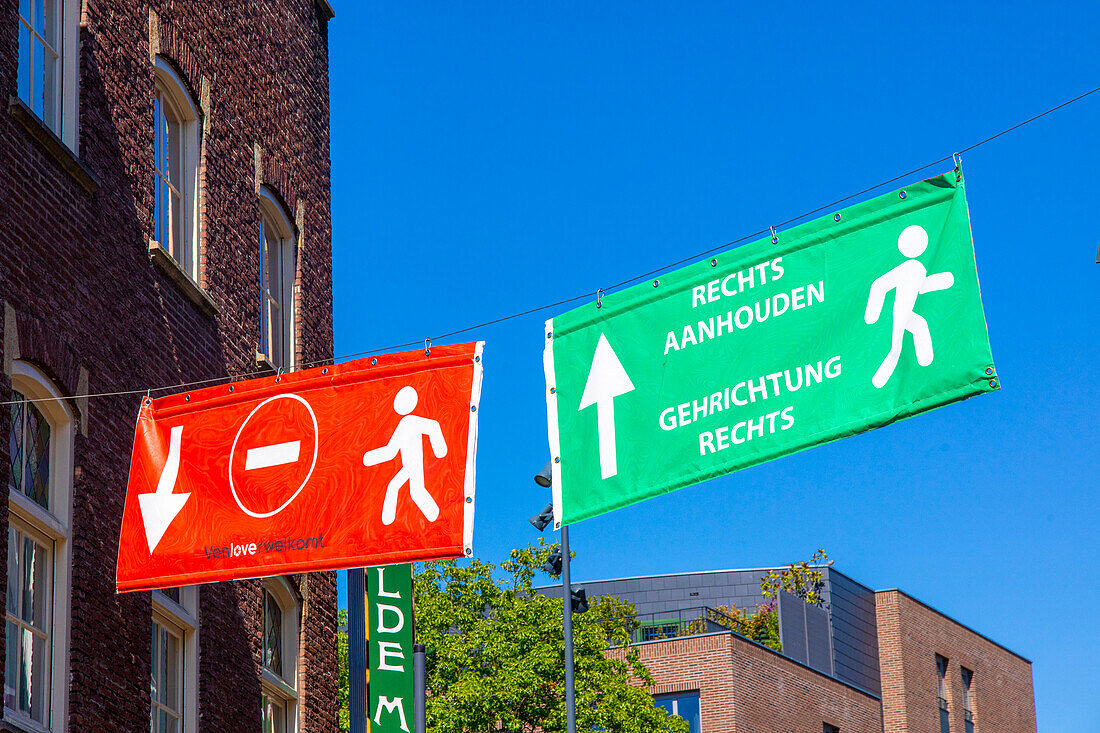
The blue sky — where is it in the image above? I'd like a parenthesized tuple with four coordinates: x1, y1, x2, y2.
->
(327, 3, 1098, 729)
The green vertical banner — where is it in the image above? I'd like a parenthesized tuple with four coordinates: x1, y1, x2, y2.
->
(544, 172, 998, 526)
(368, 564, 414, 732)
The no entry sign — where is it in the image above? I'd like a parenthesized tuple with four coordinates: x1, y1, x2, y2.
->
(544, 173, 997, 526)
(116, 344, 483, 592)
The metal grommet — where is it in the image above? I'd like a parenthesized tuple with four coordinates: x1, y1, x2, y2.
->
(834, 213, 841, 222)
(228, 385, 234, 393)
(322, 367, 329, 375)
(899, 191, 907, 200)
(652, 279, 659, 288)
(475, 355, 480, 362)
(984, 367, 993, 375)
(465, 496, 472, 504)
(989, 379, 997, 388)
(710, 259, 717, 267)
(185, 395, 191, 402)
(553, 456, 560, 463)
(465, 548, 472, 556)
(371, 358, 378, 366)
(471, 405, 477, 412)
(275, 376, 281, 383)
(546, 331, 552, 339)
(550, 387, 556, 394)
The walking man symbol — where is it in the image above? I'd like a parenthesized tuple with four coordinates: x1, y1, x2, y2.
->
(364, 386, 448, 525)
(865, 225, 955, 389)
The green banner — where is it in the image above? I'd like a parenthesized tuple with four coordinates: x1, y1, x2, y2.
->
(544, 173, 997, 526)
(368, 564, 414, 732)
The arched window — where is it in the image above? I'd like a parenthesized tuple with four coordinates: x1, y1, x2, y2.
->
(151, 586, 198, 733)
(258, 189, 296, 370)
(260, 577, 300, 733)
(153, 57, 201, 280)
(5, 361, 72, 731)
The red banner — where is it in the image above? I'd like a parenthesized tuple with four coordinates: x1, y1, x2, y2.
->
(116, 344, 482, 592)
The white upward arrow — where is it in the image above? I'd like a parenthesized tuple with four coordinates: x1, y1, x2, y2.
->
(579, 333, 635, 479)
(138, 425, 191, 554)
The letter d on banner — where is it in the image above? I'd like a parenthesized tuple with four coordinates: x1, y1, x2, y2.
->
(369, 564, 414, 731)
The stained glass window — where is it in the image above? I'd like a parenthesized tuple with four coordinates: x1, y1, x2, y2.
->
(8, 391, 51, 509)
(263, 589, 283, 677)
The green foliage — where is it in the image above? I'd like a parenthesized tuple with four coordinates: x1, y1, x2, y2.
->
(695, 603, 782, 652)
(760, 549, 829, 606)
(338, 609, 350, 732)
(414, 540, 689, 733)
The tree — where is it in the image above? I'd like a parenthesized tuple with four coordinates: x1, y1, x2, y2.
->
(414, 540, 689, 733)
(759, 549, 830, 606)
(338, 609, 350, 732)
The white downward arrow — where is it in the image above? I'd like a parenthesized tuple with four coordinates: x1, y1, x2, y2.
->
(578, 333, 635, 479)
(138, 425, 191, 554)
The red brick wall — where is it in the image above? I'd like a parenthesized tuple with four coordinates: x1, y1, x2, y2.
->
(614, 632, 883, 733)
(0, 0, 336, 730)
(876, 590, 1036, 733)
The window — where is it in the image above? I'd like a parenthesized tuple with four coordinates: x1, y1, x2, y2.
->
(153, 57, 201, 280)
(654, 691, 700, 733)
(16, 0, 79, 148)
(961, 667, 975, 733)
(5, 362, 72, 732)
(824, 725, 840, 733)
(935, 655, 950, 733)
(640, 621, 680, 642)
(258, 189, 296, 370)
(151, 587, 198, 733)
(260, 578, 300, 733)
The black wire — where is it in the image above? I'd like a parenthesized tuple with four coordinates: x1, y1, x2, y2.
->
(6, 84, 1098, 406)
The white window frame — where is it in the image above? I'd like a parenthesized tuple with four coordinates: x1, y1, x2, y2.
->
(16, 0, 80, 150)
(153, 57, 202, 281)
(260, 577, 299, 733)
(258, 189, 296, 370)
(151, 587, 198, 733)
(6, 361, 72, 733)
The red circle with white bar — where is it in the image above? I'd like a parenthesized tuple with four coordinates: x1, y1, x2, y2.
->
(228, 393, 319, 518)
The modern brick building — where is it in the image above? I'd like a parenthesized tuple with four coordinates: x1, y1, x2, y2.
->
(0, 1, 338, 731)
(543, 566, 1036, 733)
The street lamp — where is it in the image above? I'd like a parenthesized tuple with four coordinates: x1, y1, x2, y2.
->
(531, 461, 580, 733)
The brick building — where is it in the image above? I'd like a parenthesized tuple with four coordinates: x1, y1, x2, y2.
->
(544, 566, 1036, 732)
(0, 0, 338, 731)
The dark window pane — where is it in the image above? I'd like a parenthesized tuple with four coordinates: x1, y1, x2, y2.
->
(263, 590, 282, 676)
(21, 399, 50, 509)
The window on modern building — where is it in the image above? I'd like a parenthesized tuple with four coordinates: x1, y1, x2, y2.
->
(5, 361, 73, 731)
(961, 666, 975, 733)
(151, 587, 199, 733)
(936, 654, 950, 733)
(258, 188, 296, 370)
(153, 57, 202, 280)
(261, 578, 300, 733)
(654, 691, 700, 733)
(824, 724, 840, 733)
(16, 0, 79, 148)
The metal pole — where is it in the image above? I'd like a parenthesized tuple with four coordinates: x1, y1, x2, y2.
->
(413, 643, 426, 733)
(561, 524, 576, 733)
(348, 568, 368, 733)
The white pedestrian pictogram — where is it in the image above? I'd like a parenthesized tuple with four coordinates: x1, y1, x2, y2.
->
(864, 224, 955, 388)
(364, 386, 448, 525)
